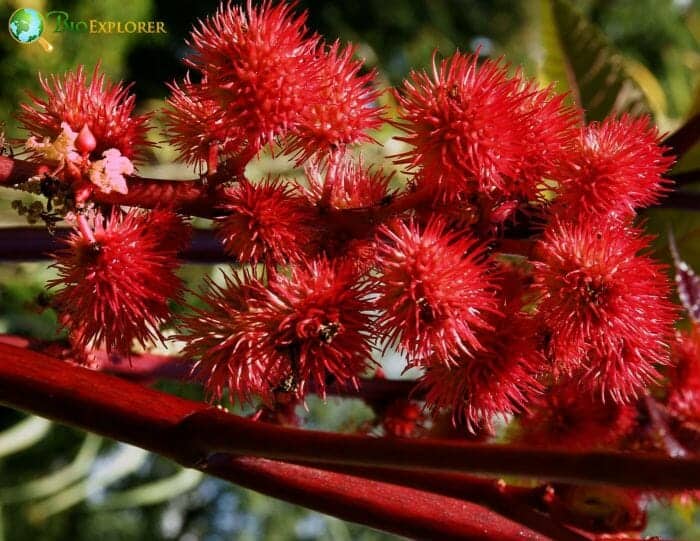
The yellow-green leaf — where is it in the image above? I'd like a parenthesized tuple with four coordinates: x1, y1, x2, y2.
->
(539, 0, 650, 121)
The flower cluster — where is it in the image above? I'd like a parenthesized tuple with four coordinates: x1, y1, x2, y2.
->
(19, 65, 151, 199)
(22, 1, 679, 445)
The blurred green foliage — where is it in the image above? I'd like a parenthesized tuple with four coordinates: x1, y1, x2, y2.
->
(0, 0, 699, 540)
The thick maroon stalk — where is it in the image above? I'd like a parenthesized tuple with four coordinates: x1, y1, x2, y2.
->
(1, 343, 700, 490)
(0, 342, 553, 540)
(300, 462, 591, 541)
(204, 455, 551, 541)
(0, 226, 532, 262)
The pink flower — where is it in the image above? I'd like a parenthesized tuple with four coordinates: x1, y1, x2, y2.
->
(49, 210, 184, 355)
(88, 148, 134, 195)
(374, 218, 499, 364)
(19, 65, 151, 161)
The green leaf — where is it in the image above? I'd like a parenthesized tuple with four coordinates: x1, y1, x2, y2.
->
(539, 0, 650, 121)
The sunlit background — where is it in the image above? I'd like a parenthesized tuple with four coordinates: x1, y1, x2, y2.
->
(0, 0, 699, 539)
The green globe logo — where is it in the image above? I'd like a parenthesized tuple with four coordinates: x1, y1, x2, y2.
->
(8, 8, 53, 51)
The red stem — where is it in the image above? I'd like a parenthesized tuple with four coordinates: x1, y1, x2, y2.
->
(1, 342, 699, 491)
(0, 341, 557, 540)
(0, 156, 217, 216)
(206, 144, 218, 178)
(300, 462, 591, 541)
(204, 455, 551, 541)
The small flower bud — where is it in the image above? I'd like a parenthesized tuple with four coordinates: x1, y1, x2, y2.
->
(75, 124, 97, 155)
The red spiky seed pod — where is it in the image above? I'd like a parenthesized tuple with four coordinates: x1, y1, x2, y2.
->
(517, 379, 638, 449)
(303, 156, 394, 210)
(18, 65, 151, 161)
(246, 258, 375, 399)
(553, 115, 674, 220)
(667, 327, 700, 423)
(182, 259, 374, 403)
(419, 310, 544, 432)
(215, 177, 316, 265)
(180, 270, 282, 403)
(187, 1, 320, 152)
(509, 82, 579, 201)
(49, 209, 183, 356)
(397, 52, 529, 199)
(374, 218, 499, 364)
(163, 76, 245, 171)
(145, 209, 192, 253)
(287, 42, 383, 162)
(533, 219, 676, 401)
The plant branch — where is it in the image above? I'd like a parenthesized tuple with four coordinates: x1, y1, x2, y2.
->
(0, 342, 553, 540)
(669, 170, 700, 187)
(300, 462, 591, 541)
(0, 225, 533, 262)
(203, 455, 551, 541)
(0, 156, 217, 216)
(1, 343, 700, 491)
(654, 190, 700, 211)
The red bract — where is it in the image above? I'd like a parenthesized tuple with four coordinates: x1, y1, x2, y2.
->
(553, 115, 674, 220)
(180, 271, 281, 403)
(18, 65, 151, 161)
(187, 0, 319, 152)
(517, 379, 637, 449)
(163, 76, 244, 170)
(374, 218, 499, 364)
(288, 43, 383, 162)
(49, 210, 183, 355)
(215, 177, 316, 265)
(533, 220, 675, 401)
